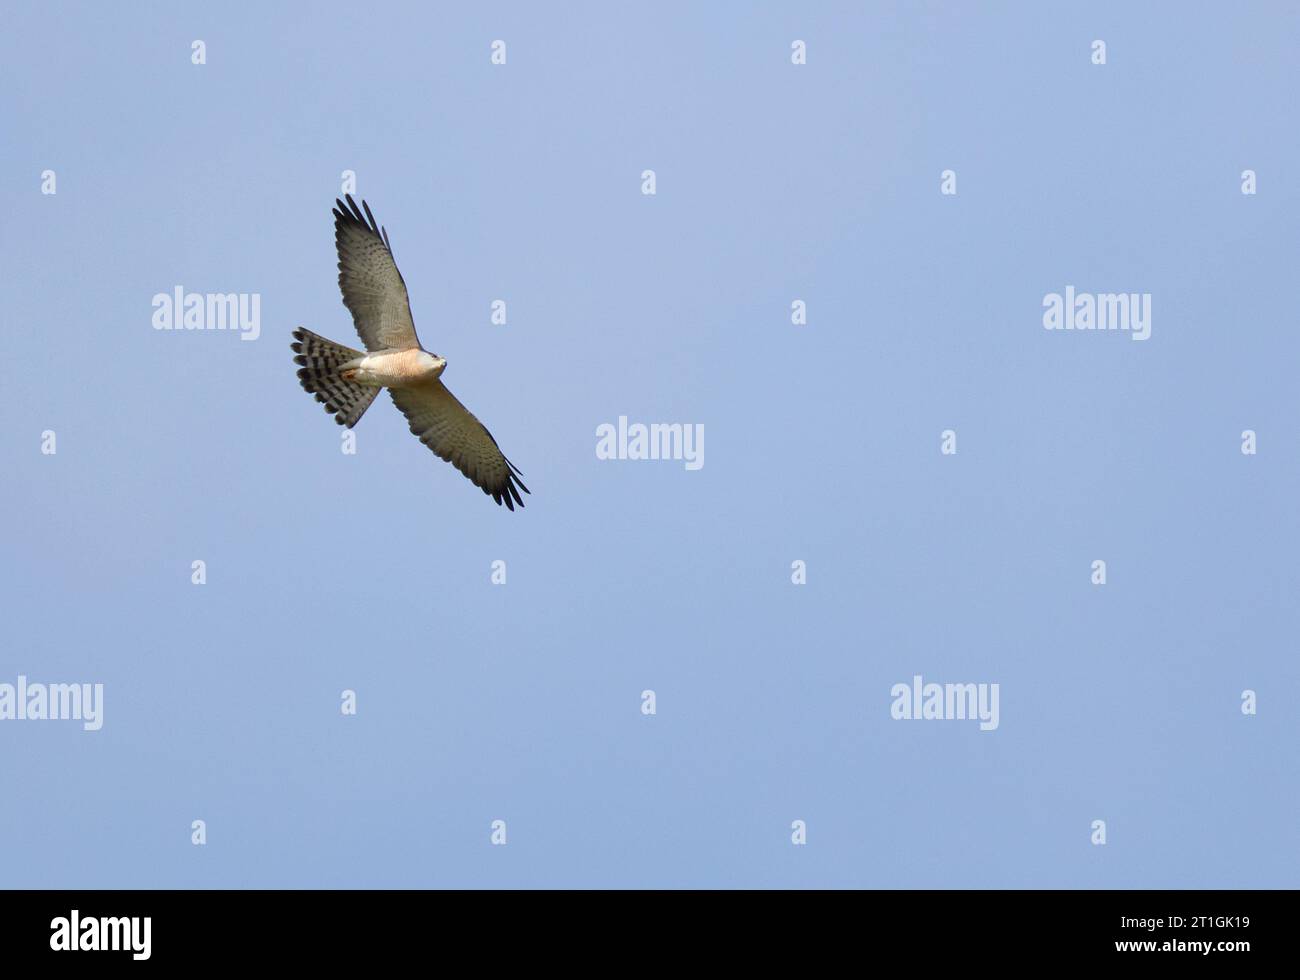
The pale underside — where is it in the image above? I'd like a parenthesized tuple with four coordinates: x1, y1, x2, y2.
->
(344, 348, 444, 388)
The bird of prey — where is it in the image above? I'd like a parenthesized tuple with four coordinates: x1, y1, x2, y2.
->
(291, 195, 529, 510)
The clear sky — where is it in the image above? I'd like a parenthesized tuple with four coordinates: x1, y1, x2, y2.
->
(2, 2, 1297, 888)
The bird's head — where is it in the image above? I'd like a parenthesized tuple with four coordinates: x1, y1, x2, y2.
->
(421, 351, 447, 379)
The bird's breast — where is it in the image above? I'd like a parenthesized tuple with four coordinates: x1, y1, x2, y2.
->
(354, 349, 439, 388)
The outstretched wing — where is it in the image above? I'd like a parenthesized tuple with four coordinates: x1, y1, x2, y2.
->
(389, 381, 530, 510)
(333, 195, 421, 352)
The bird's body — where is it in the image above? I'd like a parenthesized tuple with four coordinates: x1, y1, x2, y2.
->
(341, 348, 445, 389)
(291, 195, 529, 510)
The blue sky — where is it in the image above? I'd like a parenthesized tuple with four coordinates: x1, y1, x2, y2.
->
(2, 2, 1297, 887)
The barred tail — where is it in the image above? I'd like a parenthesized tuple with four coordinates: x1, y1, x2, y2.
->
(291, 327, 380, 428)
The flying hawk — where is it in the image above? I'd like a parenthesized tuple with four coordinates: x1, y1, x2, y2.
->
(292, 195, 529, 510)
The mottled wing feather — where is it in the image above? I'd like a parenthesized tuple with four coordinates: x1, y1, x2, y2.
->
(389, 381, 529, 510)
(334, 195, 420, 352)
